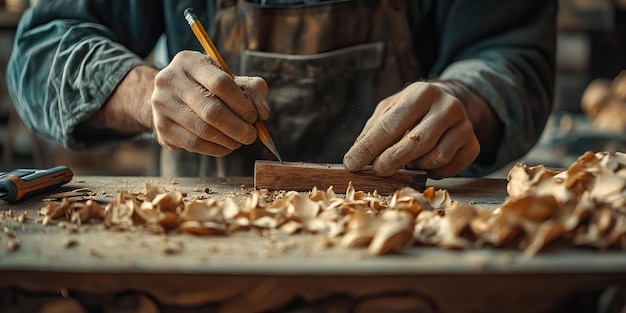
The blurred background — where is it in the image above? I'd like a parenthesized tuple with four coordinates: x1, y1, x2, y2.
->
(0, 0, 625, 177)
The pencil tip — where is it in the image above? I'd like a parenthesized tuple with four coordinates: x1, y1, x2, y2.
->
(275, 152, 284, 164)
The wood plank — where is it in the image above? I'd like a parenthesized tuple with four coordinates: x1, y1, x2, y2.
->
(254, 161, 426, 194)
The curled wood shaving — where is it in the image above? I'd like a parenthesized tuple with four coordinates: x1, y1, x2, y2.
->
(3, 226, 16, 238)
(37, 151, 626, 256)
(45, 188, 95, 201)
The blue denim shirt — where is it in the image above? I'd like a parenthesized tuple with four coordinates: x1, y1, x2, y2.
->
(6, 0, 557, 176)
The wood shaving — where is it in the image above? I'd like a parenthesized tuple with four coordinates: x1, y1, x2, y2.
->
(7, 239, 20, 252)
(3, 227, 16, 238)
(582, 71, 626, 132)
(64, 238, 78, 248)
(17, 212, 27, 223)
(46, 187, 94, 199)
(37, 151, 626, 256)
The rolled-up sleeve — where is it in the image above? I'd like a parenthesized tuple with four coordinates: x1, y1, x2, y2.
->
(6, 0, 163, 149)
(429, 0, 557, 176)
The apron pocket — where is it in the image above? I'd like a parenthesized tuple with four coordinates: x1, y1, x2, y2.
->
(240, 42, 384, 163)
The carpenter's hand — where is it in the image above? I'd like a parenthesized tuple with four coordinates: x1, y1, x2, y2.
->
(343, 82, 480, 179)
(151, 50, 269, 156)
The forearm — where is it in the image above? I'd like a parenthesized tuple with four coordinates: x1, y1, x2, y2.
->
(80, 65, 156, 136)
(6, 1, 164, 149)
(427, 0, 556, 176)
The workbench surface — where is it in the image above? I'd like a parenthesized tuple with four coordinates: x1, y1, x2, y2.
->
(1, 176, 625, 313)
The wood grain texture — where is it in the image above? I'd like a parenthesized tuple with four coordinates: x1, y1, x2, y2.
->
(254, 161, 426, 194)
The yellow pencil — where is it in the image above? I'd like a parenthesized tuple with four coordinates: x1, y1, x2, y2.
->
(184, 8, 283, 163)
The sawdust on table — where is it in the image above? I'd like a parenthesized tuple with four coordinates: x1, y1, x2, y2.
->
(32, 150, 626, 256)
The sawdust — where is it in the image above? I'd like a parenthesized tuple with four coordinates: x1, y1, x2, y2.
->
(87, 249, 104, 258)
(35, 151, 626, 256)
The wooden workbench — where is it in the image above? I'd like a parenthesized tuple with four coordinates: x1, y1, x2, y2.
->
(1, 176, 625, 313)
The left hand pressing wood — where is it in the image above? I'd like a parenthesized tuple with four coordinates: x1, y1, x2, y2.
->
(343, 81, 485, 179)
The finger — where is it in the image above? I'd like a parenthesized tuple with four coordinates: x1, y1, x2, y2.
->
(372, 93, 468, 176)
(171, 105, 243, 150)
(235, 76, 270, 120)
(344, 85, 439, 172)
(427, 140, 480, 179)
(409, 120, 475, 170)
(154, 116, 233, 157)
(355, 82, 430, 145)
(177, 78, 257, 145)
(151, 85, 243, 150)
(183, 52, 258, 124)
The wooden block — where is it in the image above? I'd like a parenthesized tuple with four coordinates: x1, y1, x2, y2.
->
(254, 161, 426, 194)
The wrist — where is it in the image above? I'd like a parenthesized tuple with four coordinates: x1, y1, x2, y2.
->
(85, 65, 157, 134)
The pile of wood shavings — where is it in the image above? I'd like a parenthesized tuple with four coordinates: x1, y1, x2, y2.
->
(39, 151, 626, 256)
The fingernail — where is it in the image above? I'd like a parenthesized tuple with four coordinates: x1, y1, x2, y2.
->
(373, 161, 394, 177)
(343, 154, 357, 172)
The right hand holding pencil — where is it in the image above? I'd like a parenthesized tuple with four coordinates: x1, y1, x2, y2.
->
(151, 50, 270, 156)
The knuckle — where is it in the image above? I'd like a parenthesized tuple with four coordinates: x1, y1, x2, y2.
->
(175, 50, 197, 64)
(171, 51, 196, 70)
(151, 91, 172, 112)
(445, 98, 465, 116)
(250, 76, 268, 95)
(419, 83, 442, 99)
(461, 119, 475, 132)
(150, 96, 164, 110)
(207, 72, 233, 94)
(153, 70, 173, 88)
(195, 120, 213, 139)
(432, 149, 453, 165)
(379, 115, 398, 137)
(201, 101, 223, 124)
